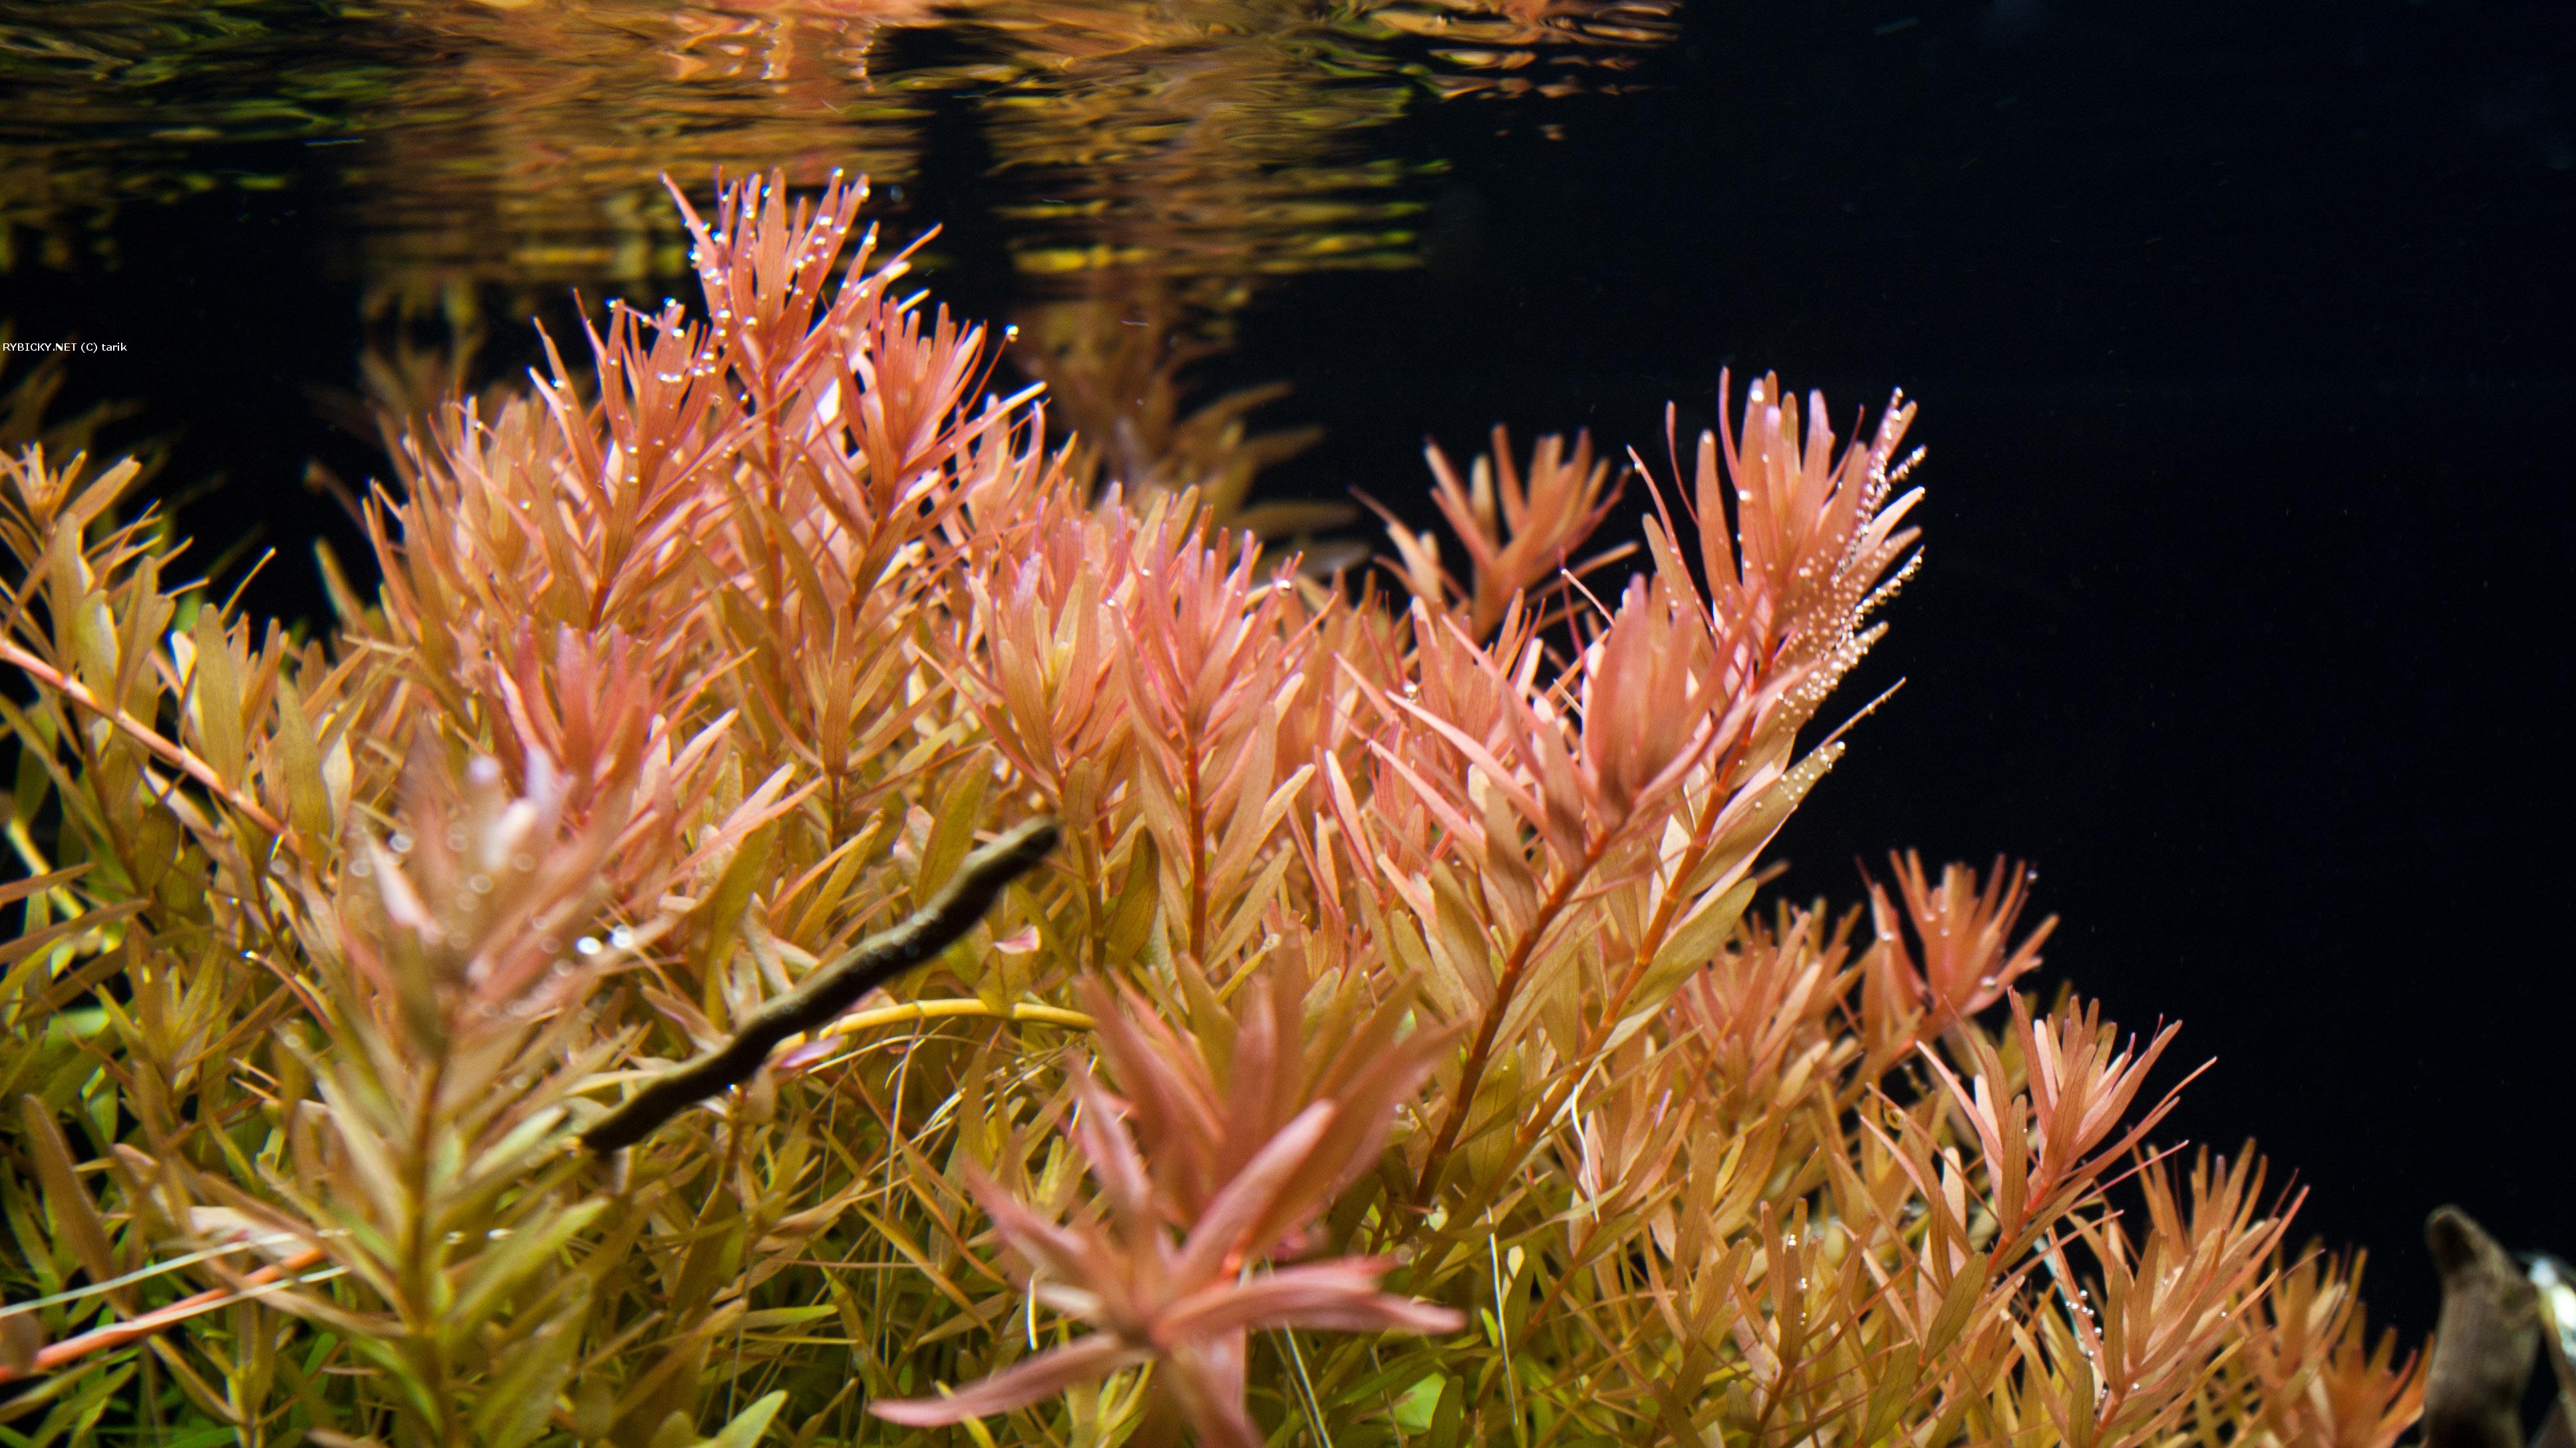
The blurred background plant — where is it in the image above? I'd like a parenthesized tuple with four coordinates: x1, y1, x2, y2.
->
(0, 168, 2430, 1447)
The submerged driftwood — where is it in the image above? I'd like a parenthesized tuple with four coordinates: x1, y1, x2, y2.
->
(2424, 1206, 2564, 1448)
(579, 818, 1061, 1156)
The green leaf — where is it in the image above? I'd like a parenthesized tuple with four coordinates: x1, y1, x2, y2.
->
(127, 800, 180, 896)
(734, 1304, 837, 1331)
(693, 817, 781, 988)
(187, 608, 243, 789)
(468, 1284, 589, 1448)
(448, 1197, 604, 1338)
(1428, 1369, 1466, 1448)
(15, 1095, 116, 1292)
(914, 767, 989, 905)
(1615, 876, 1758, 1045)
(456, 1104, 569, 1200)
(67, 596, 117, 703)
(699, 1389, 788, 1448)
(1922, 1250, 1992, 1356)
(1395, 1373, 1446, 1433)
(271, 676, 333, 846)
(1101, 831, 1160, 967)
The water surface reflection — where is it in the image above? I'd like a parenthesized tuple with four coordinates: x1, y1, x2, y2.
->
(2, 0, 1675, 526)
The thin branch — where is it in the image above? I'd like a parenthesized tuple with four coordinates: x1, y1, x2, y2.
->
(0, 1245, 337, 1385)
(0, 637, 301, 854)
(814, 997, 1094, 1042)
(579, 818, 1060, 1155)
(1409, 831, 1608, 1209)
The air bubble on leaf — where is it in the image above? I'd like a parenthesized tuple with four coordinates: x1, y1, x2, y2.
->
(575, 936, 602, 956)
(387, 832, 414, 855)
(608, 925, 635, 950)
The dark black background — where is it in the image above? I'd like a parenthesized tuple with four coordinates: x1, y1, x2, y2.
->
(7, 0, 2573, 1353)
(1260, 0, 2576, 1349)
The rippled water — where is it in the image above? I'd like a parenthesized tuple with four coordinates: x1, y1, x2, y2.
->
(3, 0, 1675, 532)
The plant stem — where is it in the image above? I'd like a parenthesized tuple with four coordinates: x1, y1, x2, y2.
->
(808, 997, 1092, 1043)
(1506, 733, 1754, 1167)
(1410, 833, 1607, 1208)
(0, 638, 300, 851)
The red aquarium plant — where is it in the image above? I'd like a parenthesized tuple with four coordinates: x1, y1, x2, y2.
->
(0, 172, 2422, 1448)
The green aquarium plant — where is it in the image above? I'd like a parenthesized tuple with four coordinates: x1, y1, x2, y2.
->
(0, 172, 2424, 1448)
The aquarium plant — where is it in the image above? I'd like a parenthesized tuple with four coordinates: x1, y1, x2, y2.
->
(0, 172, 2426, 1448)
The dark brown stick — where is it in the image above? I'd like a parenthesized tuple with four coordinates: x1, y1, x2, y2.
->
(2424, 1205, 2541, 1448)
(579, 818, 1059, 1155)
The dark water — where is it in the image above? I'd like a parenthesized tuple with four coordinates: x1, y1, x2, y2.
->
(5, 0, 2573, 1348)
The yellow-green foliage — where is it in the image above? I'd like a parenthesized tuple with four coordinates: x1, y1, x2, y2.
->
(0, 173, 2421, 1448)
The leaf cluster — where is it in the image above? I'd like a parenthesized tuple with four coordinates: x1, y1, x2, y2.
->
(0, 172, 2419, 1448)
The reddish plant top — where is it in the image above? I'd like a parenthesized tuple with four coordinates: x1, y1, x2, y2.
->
(0, 172, 2418, 1448)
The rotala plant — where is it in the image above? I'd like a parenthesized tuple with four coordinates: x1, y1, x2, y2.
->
(0, 171, 2425, 1448)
